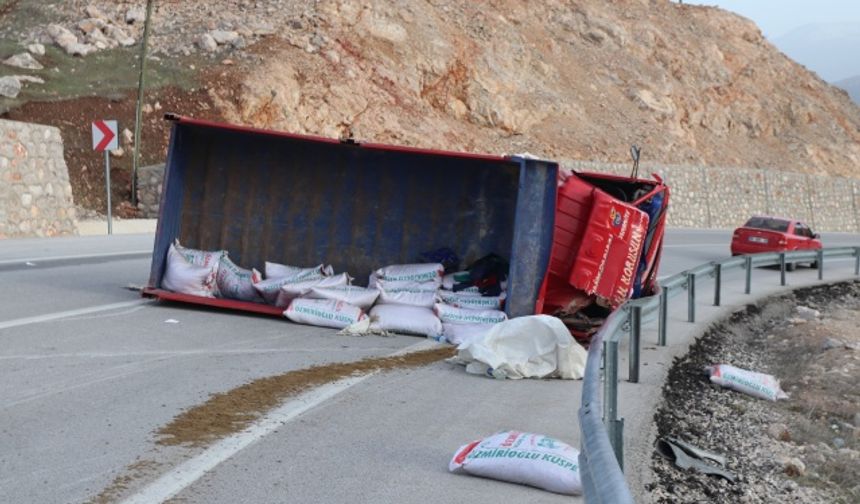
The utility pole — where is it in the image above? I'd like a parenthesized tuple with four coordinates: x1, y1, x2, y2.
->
(132, 0, 155, 206)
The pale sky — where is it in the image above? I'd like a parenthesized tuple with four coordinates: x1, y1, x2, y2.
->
(687, 0, 860, 38)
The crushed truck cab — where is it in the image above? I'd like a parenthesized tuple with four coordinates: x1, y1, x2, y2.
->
(537, 171, 670, 341)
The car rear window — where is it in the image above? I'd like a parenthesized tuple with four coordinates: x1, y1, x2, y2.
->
(743, 217, 790, 232)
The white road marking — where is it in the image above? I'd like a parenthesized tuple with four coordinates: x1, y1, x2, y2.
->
(119, 340, 438, 504)
(661, 243, 727, 248)
(0, 250, 151, 266)
(0, 299, 152, 331)
(0, 346, 413, 361)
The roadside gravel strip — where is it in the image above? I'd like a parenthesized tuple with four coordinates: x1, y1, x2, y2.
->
(648, 282, 860, 503)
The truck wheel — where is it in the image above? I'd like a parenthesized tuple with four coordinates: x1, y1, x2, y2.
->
(810, 260, 819, 269)
(786, 262, 796, 272)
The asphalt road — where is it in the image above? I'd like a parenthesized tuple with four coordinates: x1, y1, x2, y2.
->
(1, 228, 858, 503)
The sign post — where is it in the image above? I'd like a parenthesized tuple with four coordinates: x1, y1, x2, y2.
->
(92, 120, 118, 235)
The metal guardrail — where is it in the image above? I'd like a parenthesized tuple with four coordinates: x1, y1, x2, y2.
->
(577, 246, 860, 503)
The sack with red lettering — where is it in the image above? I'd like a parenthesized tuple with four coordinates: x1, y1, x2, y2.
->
(174, 241, 226, 296)
(706, 364, 789, 401)
(449, 431, 582, 495)
(174, 240, 225, 270)
(284, 299, 366, 329)
(162, 244, 217, 297)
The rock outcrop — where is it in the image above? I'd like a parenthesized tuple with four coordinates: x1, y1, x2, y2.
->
(207, 0, 860, 176)
(8, 0, 860, 177)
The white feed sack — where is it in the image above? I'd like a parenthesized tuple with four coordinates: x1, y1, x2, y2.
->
(174, 240, 225, 270)
(449, 431, 582, 496)
(373, 263, 444, 285)
(216, 256, 262, 302)
(173, 241, 226, 296)
(253, 272, 348, 306)
(455, 315, 588, 379)
(284, 298, 366, 329)
(438, 290, 504, 311)
(435, 304, 508, 325)
(377, 285, 439, 308)
(162, 244, 217, 297)
(275, 273, 350, 308)
(265, 261, 333, 281)
(369, 304, 442, 336)
(706, 364, 789, 401)
(306, 285, 380, 309)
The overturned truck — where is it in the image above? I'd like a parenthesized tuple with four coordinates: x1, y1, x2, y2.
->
(143, 115, 669, 341)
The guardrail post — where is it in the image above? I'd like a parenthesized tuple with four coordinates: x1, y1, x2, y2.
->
(658, 287, 668, 346)
(779, 252, 786, 286)
(817, 249, 824, 280)
(628, 306, 641, 383)
(603, 339, 623, 470)
(745, 256, 752, 294)
(687, 273, 695, 323)
(855, 247, 860, 276)
(713, 263, 722, 306)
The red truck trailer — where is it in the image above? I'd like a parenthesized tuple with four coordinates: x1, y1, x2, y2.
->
(143, 115, 669, 340)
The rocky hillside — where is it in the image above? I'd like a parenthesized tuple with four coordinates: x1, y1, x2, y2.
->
(2, 0, 860, 212)
(836, 76, 860, 105)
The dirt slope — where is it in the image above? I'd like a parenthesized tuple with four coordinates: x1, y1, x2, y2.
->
(3, 0, 860, 211)
(209, 0, 860, 176)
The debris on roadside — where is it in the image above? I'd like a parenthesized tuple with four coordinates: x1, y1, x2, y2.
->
(794, 306, 820, 321)
(705, 364, 789, 401)
(650, 282, 860, 504)
(655, 437, 735, 482)
(449, 431, 582, 495)
(450, 315, 587, 379)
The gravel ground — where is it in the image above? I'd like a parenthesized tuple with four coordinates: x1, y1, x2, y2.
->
(647, 281, 860, 503)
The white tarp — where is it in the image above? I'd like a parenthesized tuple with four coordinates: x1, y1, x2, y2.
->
(453, 315, 587, 379)
(441, 323, 495, 346)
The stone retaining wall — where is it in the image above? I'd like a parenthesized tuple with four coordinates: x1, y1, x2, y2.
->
(563, 160, 860, 233)
(136, 160, 860, 233)
(136, 163, 164, 218)
(0, 119, 77, 238)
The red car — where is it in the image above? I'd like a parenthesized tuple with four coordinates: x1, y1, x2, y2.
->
(730, 216, 822, 270)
